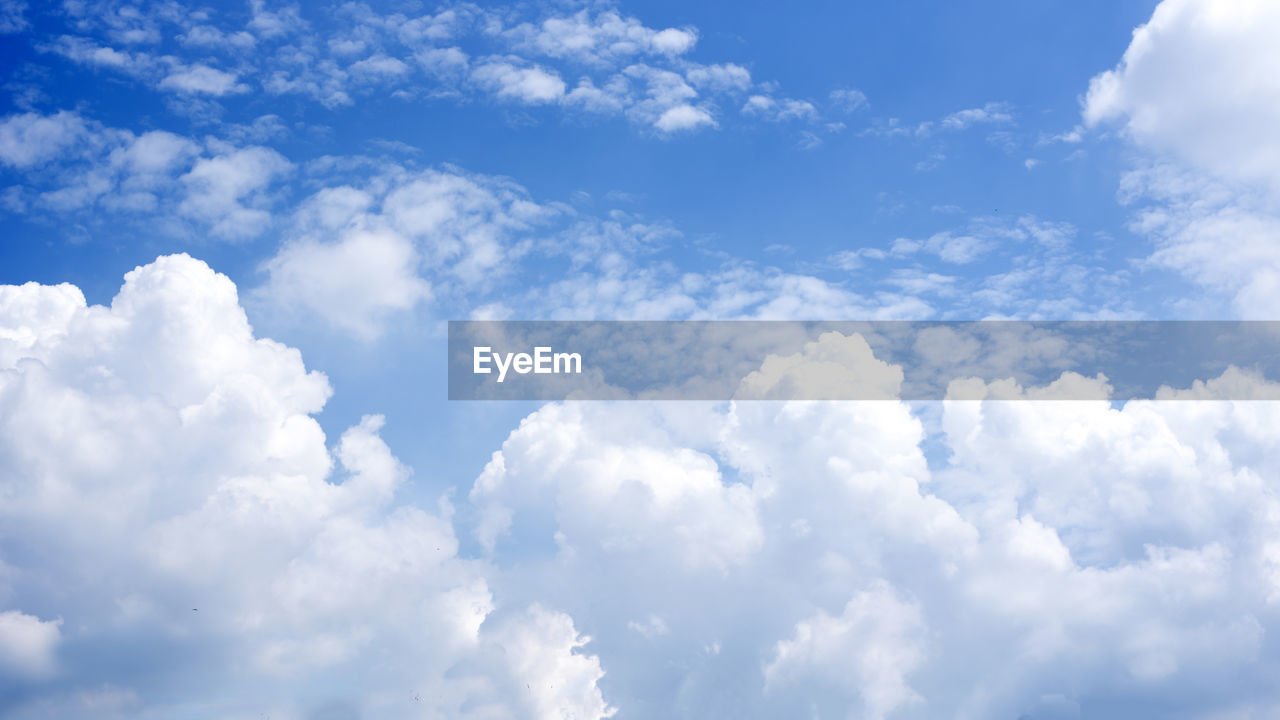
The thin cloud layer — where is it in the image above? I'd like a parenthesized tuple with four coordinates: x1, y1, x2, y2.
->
(20, 1, 854, 135)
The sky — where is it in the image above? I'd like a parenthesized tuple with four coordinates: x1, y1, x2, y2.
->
(2, 0, 1280, 718)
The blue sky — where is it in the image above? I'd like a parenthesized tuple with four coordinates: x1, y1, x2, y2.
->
(4, 0, 1280, 718)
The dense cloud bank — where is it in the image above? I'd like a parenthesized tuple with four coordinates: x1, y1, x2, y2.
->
(3, 256, 1280, 718)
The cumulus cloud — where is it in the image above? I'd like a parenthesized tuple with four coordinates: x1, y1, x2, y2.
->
(0, 255, 613, 718)
(7, 254, 1280, 717)
(471, 59, 567, 103)
(1083, 0, 1280, 317)
(764, 582, 926, 720)
(459, 354, 1280, 717)
(1084, 0, 1280, 195)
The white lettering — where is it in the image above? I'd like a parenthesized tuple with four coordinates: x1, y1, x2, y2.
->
(474, 346, 582, 383)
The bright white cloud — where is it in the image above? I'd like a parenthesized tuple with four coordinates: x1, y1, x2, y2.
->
(471, 59, 567, 103)
(765, 582, 926, 720)
(654, 103, 715, 132)
(1083, 0, 1280, 318)
(502, 9, 696, 64)
(0, 255, 613, 718)
(262, 228, 432, 338)
(1084, 0, 1280, 195)
(462, 354, 1280, 717)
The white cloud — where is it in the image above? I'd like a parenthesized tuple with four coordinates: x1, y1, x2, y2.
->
(1084, 0, 1280, 195)
(8, 257, 1280, 715)
(829, 87, 868, 113)
(489, 605, 616, 719)
(179, 24, 256, 49)
(1083, 0, 1280, 318)
(349, 53, 411, 81)
(741, 95, 817, 122)
(0, 256, 613, 717)
(502, 10, 696, 64)
(686, 63, 751, 92)
(25, 3, 811, 137)
(471, 59, 567, 104)
(649, 27, 696, 55)
(0, 111, 87, 168)
(258, 167, 555, 335)
(940, 101, 1014, 130)
(470, 402, 763, 569)
(764, 582, 926, 720)
(178, 146, 292, 238)
(1120, 163, 1280, 317)
(158, 63, 245, 96)
(0, 611, 62, 679)
(0, 0, 28, 34)
(462, 356, 1280, 717)
(654, 103, 715, 132)
(262, 228, 432, 338)
(43, 35, 153, 75)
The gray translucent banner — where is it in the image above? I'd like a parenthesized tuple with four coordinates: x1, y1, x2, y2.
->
(447, 321, 1280, 401)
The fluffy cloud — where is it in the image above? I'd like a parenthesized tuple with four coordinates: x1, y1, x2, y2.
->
(178, 146, 292, 238)
(258, 167, 557, 335)
(1084, 0, 1280, 195)
(263, 225, 432, 338)
(1084, 0, 1280, 317)
(653, 103, 716, 132)
(471, 59, 567, 103)
(0, 111, 296, 239)
(158, 63, 245, 95)
(764, 582, 926, 720)
(500, 9, 696, 64)
(453, 321, 1280, 718)
(0, 111, 87, 168)
(6, 257, 1280, 716)
(0, 255, 611, 718)
(0, 610, 62, 680)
